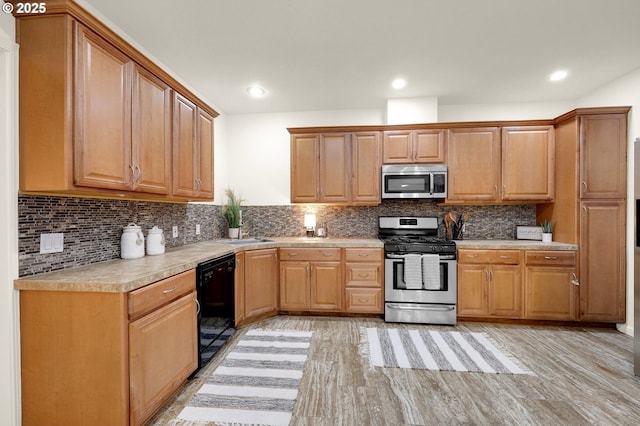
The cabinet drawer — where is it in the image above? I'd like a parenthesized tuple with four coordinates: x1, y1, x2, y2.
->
(345, 288, 383, 313)
(128, 269, 196, 319)
(344, 248, 383, 262)
(279, 248, 341, 262)
(458, 249, 521, 265)
(525, 250, 576, 266)
(345, 263, 382, 287)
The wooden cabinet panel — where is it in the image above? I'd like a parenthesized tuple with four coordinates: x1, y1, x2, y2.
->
(457, 264, 488, 316)
(279, 261, 310, 310)
(244, 248, 279, 320)
(458, 249, 520, 265)
(129, 292, 197, 426)
(279, 248, 341, 262)
(525, 266, 577, 320)
(446, 127, 501, 202)
(345, 288, 383, 313)
(128, 269, 195, 320)
(352, 132, 381, 204)
(489, 265, 522, 318)
(74, 24, 133, 190)
(579, 114, 627, 199)
(310, 262, 342, 311)
(132, 66, 172, 194)
(197, 109, 215, 198)
(579, 200, 625, 322)
(320, 133, 350, 202)
(345, 263, 382, 287)
(383, 129, 445, 163)
(502, 126, 554, 201)
(345, 248, 383, 262)
(290, 134, 320, 202)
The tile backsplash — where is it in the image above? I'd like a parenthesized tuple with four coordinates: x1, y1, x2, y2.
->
(18, 195, 536, 276)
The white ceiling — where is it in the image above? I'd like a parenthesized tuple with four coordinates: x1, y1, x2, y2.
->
(79, 0, 640, 115)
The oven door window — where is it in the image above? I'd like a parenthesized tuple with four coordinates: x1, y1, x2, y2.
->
(385, 175, 430, 194)
(392, 259, 448, 291)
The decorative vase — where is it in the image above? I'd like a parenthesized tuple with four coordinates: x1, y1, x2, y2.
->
(542, 232, 553, 242)
(228, 227, 240, 239)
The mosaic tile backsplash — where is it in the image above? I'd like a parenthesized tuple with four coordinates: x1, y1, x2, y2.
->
(18, 195, 536, 276)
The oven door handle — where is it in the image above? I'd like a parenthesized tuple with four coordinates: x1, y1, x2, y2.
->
(386, 253, 409, 259)
(386, 303, 455, 312)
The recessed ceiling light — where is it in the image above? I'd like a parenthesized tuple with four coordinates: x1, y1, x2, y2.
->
(549, 70, 568, 82)
(392, 78, 406, 90)
(247, 86, 266, 97)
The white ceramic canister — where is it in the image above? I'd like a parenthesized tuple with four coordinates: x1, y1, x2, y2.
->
(121, 223, 145, 259)
(146, 226, 166, 255)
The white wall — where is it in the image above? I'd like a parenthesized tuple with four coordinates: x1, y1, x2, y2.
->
(576, 68, 640, 336)
(439, 101, 575, 122)
(223, 109, 383, 205)
(0, 10, 21, 426)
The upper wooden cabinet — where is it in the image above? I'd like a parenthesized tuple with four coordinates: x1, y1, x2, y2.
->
(446, 127, 501, 202)
(290, 131, 381, 205)
(14, 3, 217, 201)
(579, 114, 627, 199)
(172, 94, 214, 200)
(502, 126, 554, 201)
(383, 129, 446, 163)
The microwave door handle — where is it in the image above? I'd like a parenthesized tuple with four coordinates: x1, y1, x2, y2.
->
(429, 173, 434, 195)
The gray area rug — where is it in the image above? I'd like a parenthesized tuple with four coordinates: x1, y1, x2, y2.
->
(174, 329, 312, 426)
(363, 327, 534, 375)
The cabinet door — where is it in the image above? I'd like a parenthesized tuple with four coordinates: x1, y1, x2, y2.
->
(580, 114, 627, 199)
(457, 264, 488, 316)
(172, 93, 198, 197)
(244, 249, 279, 321)
(351, 132, 381, 204)
(502, 126, 554, 201)
(132, 66, 171, 194)
(525, 266, 577, 320)
(197, 108, 214, 199)
(310, 261, 342, 311)
(382, 130, 413, 163)
(414, 129, 446, 163)
(279, 261, 310, 310)
(446, 127, 501, 202)
(291, 134, 319, 202)
(74, 24, 133, 190)
(579, 200, 626, 322)
(129, 292, 197, 426)
(489, 265, 522, 318)
(319, 133, 350, 202)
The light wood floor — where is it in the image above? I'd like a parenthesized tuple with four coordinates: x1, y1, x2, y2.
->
(150, 316, 640, 425)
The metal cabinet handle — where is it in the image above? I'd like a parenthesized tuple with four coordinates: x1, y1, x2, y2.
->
(322, 252, 334, 257)
(129, 164, 135, 184)
(358, 253, 370, 257)
(544, 256, 558, 260)
(358, 273, 369, 278)
(163, 285, 177, 294)
(494, 185, 498, 196)
(499, 255, 512, 259)
(466, 254, 479, 258)
(582, 206, 588, 216)
(571, 273, 580, 286)
(582, 181, 587, 193)
(358, 298, 370, 303)
(288, 252, 298, 257)
(135, 166, 142, 183)
(195, 299, 200, 315)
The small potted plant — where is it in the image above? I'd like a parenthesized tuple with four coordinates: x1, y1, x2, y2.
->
(222, 188, 244, 239)
(541, 219, 555, 242)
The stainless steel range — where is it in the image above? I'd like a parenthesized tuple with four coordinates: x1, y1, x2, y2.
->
(379, 216, 457, 325)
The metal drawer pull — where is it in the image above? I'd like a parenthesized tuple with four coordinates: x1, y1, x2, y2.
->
(571, 273, 580, 286)
(358, 273, 370, 278)
(544, 256, 558, 260)
(288, 253, 298, 256)
(162, 286, 177, 294)
(499, 255, 512, 259)
(322, 252, 334, 257)
(358, 253, 370, 257)
(466, 254, 479, 258)
(358, 298, 370, 303)
(195, 299, 200, 315)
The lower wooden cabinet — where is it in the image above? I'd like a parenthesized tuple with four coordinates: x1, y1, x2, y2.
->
(279, 248, 342, 312)
(19, 269, 197, 426)
(524, 251, 577, 320)
(240, 248, 279, 323)
(344, 248, 383, 313)
(457, 249, 522, 319)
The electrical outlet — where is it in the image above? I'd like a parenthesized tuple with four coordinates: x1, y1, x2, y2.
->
(172, 225, 179, 238)
(196, 224, 201, 235)
(40, 233, 64, 254)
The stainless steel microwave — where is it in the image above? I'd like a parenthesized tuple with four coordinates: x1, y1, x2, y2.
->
(381, 164, 447, 199)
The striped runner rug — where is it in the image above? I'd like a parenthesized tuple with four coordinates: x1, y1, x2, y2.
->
(364, 328, 534, 375)
(174, 329, 312, 426)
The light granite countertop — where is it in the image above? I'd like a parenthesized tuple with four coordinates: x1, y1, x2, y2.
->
(454, 239, 578, 251)
(14, 237, 383, 293)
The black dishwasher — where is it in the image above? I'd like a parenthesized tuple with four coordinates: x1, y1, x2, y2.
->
(194, 253, 236, 374)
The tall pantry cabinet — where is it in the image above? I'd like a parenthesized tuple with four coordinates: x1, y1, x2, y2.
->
(538, 107, 630, 322)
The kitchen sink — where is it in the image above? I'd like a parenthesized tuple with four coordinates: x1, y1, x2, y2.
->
(218, 238, 275, 245)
